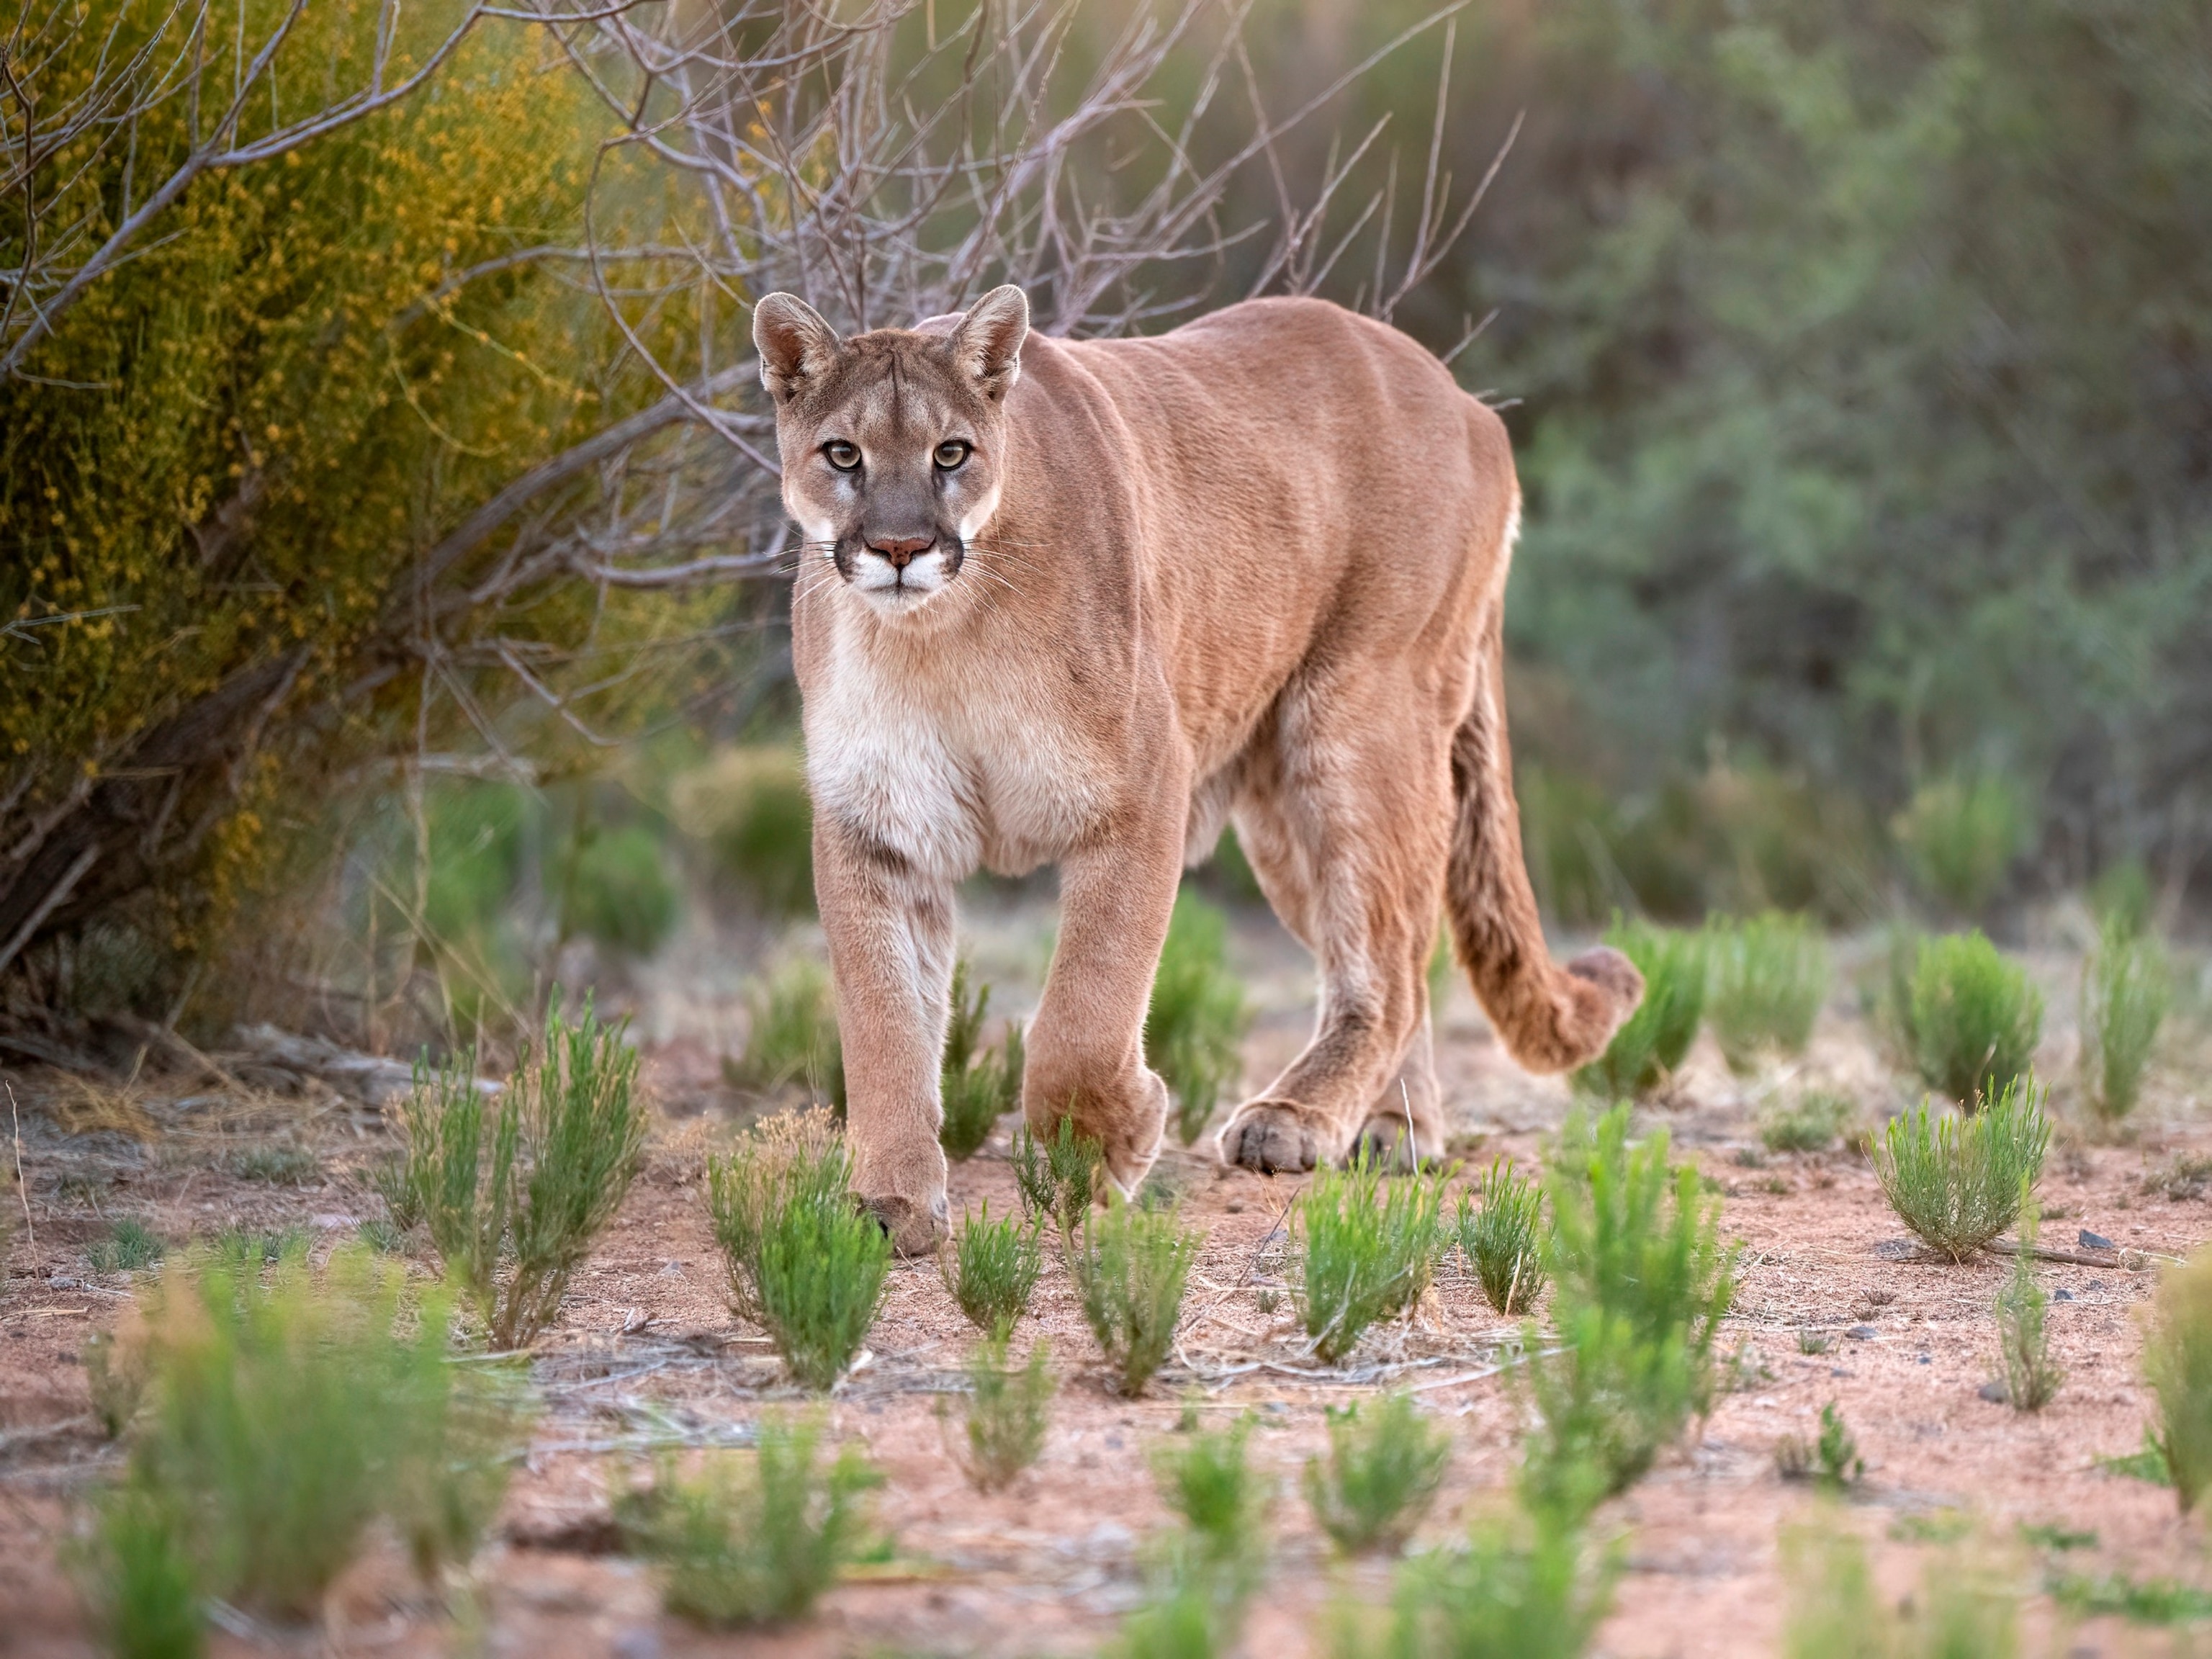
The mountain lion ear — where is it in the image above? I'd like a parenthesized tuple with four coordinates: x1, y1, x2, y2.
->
(753, 293, 841, 403)
(947, 285, 1028, 401)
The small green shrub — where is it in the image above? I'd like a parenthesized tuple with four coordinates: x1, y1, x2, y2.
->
(2080, 918, 2170, 1120)
(1072, 1195, 1200, 1397)
(616, 1418, 882, 1626)
(1295, 1154, 1447, 1362)
(1894, 770, 2027, 917)
(1303, 1393, 1452, 1556)
(1995, 1202, 2064, 1411)
(1776, 1401, 1862, 1490)
(2090, 858, 2156, 940)
(1573, 918, 1706, 1098)
(1874, 924, 1927, 1069)
(1154, 1414, 1268, 1604)
(372, 1154, 423, 1232)
(210, 1227, 309, 1269)
(1114, 1582, 1223, 1659)
(1457, 1159, 1548, 1316)
(1758, 1091, 1854, 1154)
(85, 1329, 148, 1439)
(673, 746, 816, 918)
(725, 956, 845, 1107)
(1146, 893, 1251, 1146)
(1871, 1081, 2049, 1262)
(949, 1336, 1053, 1492)
(559, 822, 680, 956)
(2047, 1570, 2212, 1626)
(1012, 1115, 1104, 1234)
(708, 1114, 886, 1390)
(400, 995, 647, 1349)
(2144, 1246, 2212, 1512)
(89, 1219, 166, 1274)
(1706, 912, 1829, 1074)
(358, 1217, 408, 1255)
(1354, 1511, 1614, 1659)
(940, 958, 1025, 1160)
(940, 1202, 1043, 1337)
(1908, 931, 2044, 1106)
(1521, 1106, 1737, 1521)
(230, 1145, 320, 1185)
(77, 1488, 202, 1659)
(1784, 1524, 2019, 1659)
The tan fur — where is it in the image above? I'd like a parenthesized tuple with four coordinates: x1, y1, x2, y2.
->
(755, 287, 1642, 1252)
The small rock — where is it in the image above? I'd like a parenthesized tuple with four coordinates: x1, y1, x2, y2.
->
(1105, 1433, 1124, 1450)
(2054, 1287, 2076, 1302)
(1846, 1324, 1879, 1340)
(1225, 1200, 1245, 1213)
(1978, 1381, 2009, 1403)
(1916, 1354, 1932, 1364)
(2080, 1229, 2116, 1251)
(612, 1627, 661, 1659)
(1830, 1367, 1849, 1378)
(2087, 1279, 2109, 1293)
(45, 1275, 80, 1290)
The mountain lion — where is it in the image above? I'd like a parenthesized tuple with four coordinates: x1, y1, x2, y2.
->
(754, 285, 1642, 1254)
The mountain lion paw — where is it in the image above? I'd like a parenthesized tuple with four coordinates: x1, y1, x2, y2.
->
(1218, 1100, 1324, 1174)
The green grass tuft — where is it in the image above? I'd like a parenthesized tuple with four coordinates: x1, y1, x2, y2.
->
(88, 1218, 166, 1274)
(616, 1417, 882, 1626)
(724, 956, 845, 1107)
(1573, 917, 1707, 1098)
(939, 1201, 1043, 1337)
(948, 1335, 1054, 1493)
(1706, 912, 1828, 1074)
(2144, 1246, 2212, 1512)
(940, 958, 1025, 1160)
(1303, 1392, 1452, 1556)
(1012, 1115, 1105, 1235)
(1907, 930, 2043, 1106)
(2046, 1570, 2212, 1626)
(676, 746, 816, 919)
(1457, 1159, 1549, 1316)
(1776, 1401, 1862, 1490)
(1994, 1202, 2064, 1410)
(1156, 1415, 1267, 1569)
(559, 821, 680, 957)
(229, 1144, 319, 1185)
(1295, 1153, 1447, 1362)
(1870, 1080, 2049, 1262)
(1757, 1091, 1855, 1154)
(1071, 1195, 1200, 1397)
(210, 1226, 310, 1269)
(399, 994, 647, 1349)
(1146, 893, 1251, 1146)
(76, 1487, 203, 1659)
(1784, 1524, 2019, 1659)
(1353, 1511, 1615, 1659)
(2080, 917, 2170, 1121)
(1894, 770, 2027, 917)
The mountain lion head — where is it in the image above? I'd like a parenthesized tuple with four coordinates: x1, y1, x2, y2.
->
(754, 285, 1030, 614)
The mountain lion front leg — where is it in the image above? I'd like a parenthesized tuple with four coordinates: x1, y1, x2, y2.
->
(814, 820, 958, 1256)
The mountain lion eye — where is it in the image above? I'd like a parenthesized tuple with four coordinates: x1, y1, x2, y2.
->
(823, 441, 860, 471)
(934, 440, 971, 470)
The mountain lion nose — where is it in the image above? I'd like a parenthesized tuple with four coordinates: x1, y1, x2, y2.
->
(867, 534, 934, 569)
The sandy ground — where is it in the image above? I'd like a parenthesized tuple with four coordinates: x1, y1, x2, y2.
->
(4, 899, 2211, 1658)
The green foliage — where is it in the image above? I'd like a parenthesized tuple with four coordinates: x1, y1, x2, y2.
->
(1758, 1091, 1854, 1154)
(116, 1245, 529, 1617)
(616, 1419, 882, 1627)
(1871, 1082, 2049, 1262)
(2090, 860, 2157, 940)
(2080, 917, 2170, 1120)
(1346, 1511, 1615, 1659)
(1012, 1115, 1105, 1234)
(1295, 1154, 1447, 1362)
(1457, 1160, 1549, 1316)
(210, 1227, 309, 1270)
(85, 1330, 148, 1439)
(2096, 1428, 2173, 1488)
(2046, 1570, 2212, 1626)
(2144, 1246, 2212, 1513)
(1894, 773, 2028, 917)
(949, 1335, 1054, 1493)
(76, 1488, 202, 1659)
(707, 1113, 887, 1390)
(229, 1144, 319, 1185)
(398, 995, 647, 1349)
(88, 1219, 166, 1274)
(1706, 912, 1829, 1074)
(1777, 1401, 1862, 1490)
(672, 747, 815, 918)
(1994, 1204, 2064, 1411)
(1573, 917, 1706, 1097)
(1521, 1106, 1737, 1521)
(940, 958, 1025, 1160)
(1155, 1416, 1268, 1577)
(1784, 1526, 2019, 1659)
(940, 1202, 1043, 1338)
(1114, 1583, 1224, 1659)
(1907, 932, 2044, 1106)
(558, 822, 680, 957)
(1071, 1195, 1200, 1397)
(726, 957, 845, 1107)
(1303, 1393, 1452, 1557)
(1146, 893, 1251, 1146)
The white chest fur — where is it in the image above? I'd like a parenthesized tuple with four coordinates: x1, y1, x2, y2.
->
(803, 618, 1105, 883)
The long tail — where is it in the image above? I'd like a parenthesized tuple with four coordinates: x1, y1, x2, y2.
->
(1444, 591, 1644, 1073)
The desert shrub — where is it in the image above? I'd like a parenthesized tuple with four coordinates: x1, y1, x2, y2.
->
(940, 1202, 1043, 1338)
(114, 1246, 528, 1618)
(949, 1336, 1054, 1493)
(88, 1219, 165, 1274)
(1303, 1393, 1452, 1557)
(210, 1227, 310, 1269)
(400, 995, 646, 1349)
(1776, 1401, 1862, 1490)
(1114, 1583, 1223, 1659)
(940, 958, 1025, 1160)
(1871, 1081, 2049, 1262)
(1894, 772, 2028, 917)
(1873, 924, 1928, 1069)
(1295, 1153, 1447, 1362)
(84, 1330, 148, 1439)
(230, 1145, 319, 1185)
(2090, 859, 2157, 940)
(1521, 1106, 1737, 1521)
(1706, 912, 1829, 1074)
(1146, 893, 1251, 1146)
(1908, 931, 2043, 1106)
(616, 1417, 881, 1627)
(672, 747, 815, 918)
(709, 1120, 888, 1390)
(559, 822, 680, 957)
(76, 1487, 202, 1659)
(726, 956, 844, 1107)
(1758, 1091, 1855, 1154)
(1994, 1203, 2064, 1411)
(1012, 1115, 1105, 1234)
(2080, 918, 2170, 1121)
(1071, 1195, 1200, 1397)
(1349, 1511, 1614, 1659)
(1154, 1414, 1268, 1614)
(1784, 1524, 2019, 1659)
(1572, 917, 1706, 1098)
(2144, 1246, 2212, 1513)
(1457, 1160, 1549, 1316)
